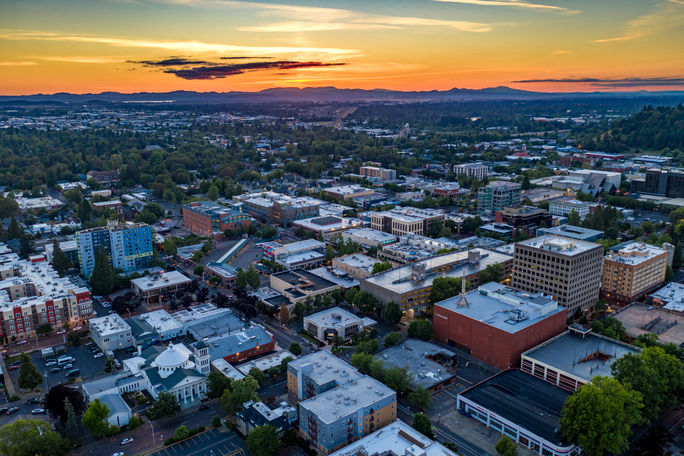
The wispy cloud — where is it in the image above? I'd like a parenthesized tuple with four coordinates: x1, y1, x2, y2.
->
(0, 29, 360, 59)
(132, 57, 214, 66)
(0, 61, 37, 66)
(513, 76, 684, 87)
(156, 60, 346, 80)
(432, 0, 577, 14)
(552, 49, 572, 55)
(594, 1, 684, 42)
(38, 56, 124, 63)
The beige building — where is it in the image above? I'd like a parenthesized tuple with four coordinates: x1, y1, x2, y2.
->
(332, 254, 381, 279)
(269, 269, 341, 305)
(601, 242, 668, 305)
(370, 207, 445, 237)
(512, 235, 604, 314)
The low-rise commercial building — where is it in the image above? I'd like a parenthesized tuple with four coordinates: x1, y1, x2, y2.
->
(292, 216, 363, 238)
(536, 224, 604, 242)
(262, 239, 326, 270)
(512, 236, 604, 313)
(303, 307, 376, 343)
(332, 254, 381, 279)
(361, 249, 514, 316)
(649, 282, 684, 311)
(496, 206, 552, 235)
(601, 242, 668, 305)
(549, 199, 592, 219)
(457, 369, 578, 456)
(126, 309, 183, 344)
(44, 240, 79, 265)
(339, 228, 397, 249)
(182, 201, 253, 239)
(233, 191, 321, 223)
(270, 269, 341, 305)
(434, 282, 567, 370)
(207, 325, 275, 363)
(521, 325, 640, 391)
(378, 234, 460, 264)
(370, 207, 445, 237)
(375, 339, 456, 391)
(236, 400, 297, 437)
(324, 185, 376, 200)
(131, 270, 192, 303)
(89, 314, 134, 353)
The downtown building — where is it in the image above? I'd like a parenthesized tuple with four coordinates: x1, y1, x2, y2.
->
(182, 201, 253, 239)
(477, 181, 521, 216)
(232, 191, 321, 223)
(512, 235, 604, 314)
(359, 165, 397, 182)
(454, 162, 490, 180)
(600, 242, 668, 305)
(370, 207, 445, 237)
(76, 223, 153, 278)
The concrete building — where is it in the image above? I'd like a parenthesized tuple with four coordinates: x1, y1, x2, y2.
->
(454, 163, 490, 180)
(434, 282, 567, 370)
(288, 352, 397, 454)
(359, 166, 397, 182)
(89, 314, 134, 353)
(457, 370, 579, 456)
(99, 394, 132, 427)
(324, 185, 376, 200)
(0, 252, 93, 340)
(270, 269, 341, 305)
(14, 197, 64, 213)
(631, 168, 684, 198)
(477, 181, 521, 216)
(521, 325, 640, 391)
(76, 223, 153, 278)
(496, 206, 552, 235)
(649, 282, 684, 312)
(44, 240, 79, 266)
(378, 234, 460, 264)
(292, 216, 363, 238)
(549, 199, 592, 219)
(370, 207, 445, 237)
(375, 339, 457, 391)
(182, 201, 253, 239)
(207, 325, 275, 363)
(536, 224, 604, 242)
(512, 235, 604, 313)
(233, 191, 321, 223)
(332, 254, 381, 279)
(601, 242, 668, 305)
(172, 303, 243, 337)
(236, 400, 297, 437)
(339, 228, 397, 249)
(131, 270, 192, 303)
(361, 249, 514, 316)
(329, 419, 457, 456)
(303, 307, 376, 343)
(126, 309, 183, 344)
(551, 170, 620, 195)
(262, 239, 326, 270)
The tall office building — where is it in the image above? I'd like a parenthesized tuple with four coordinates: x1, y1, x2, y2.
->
(601, 242, 668, 305)
(478, 181, 521, 216)
(512, 235, 604, 314)
(77, 223, 153, 278)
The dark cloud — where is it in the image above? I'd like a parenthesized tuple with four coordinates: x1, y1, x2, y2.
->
(513, 77, 684, 87)
(131, 58, 215, 67)
(163, 61, 346, 80)
(220, 56, 273, 60)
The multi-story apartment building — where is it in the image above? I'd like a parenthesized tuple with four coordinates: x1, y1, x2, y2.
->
(86, 169, 119, 184)
(512, 235, 604, 314)
(370, 207, 445, 237)
(77, 223, 153, 278)
(0, 251, 93, 340)
(601, 242, 668, 305)
(454, 163, 490, 180)
(287, 352, 396, 454)
(477, 181, 521, 216)
(233, 191, 321, 223)
(631, 168, 684, 198)
(361, 249, 514, 316)
(549, 199, 592, 220)
(182, 201, 253, 239)
(359, 166, 397, 181)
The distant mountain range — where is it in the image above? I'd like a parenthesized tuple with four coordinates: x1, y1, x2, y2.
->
(1, 86, 683, 104)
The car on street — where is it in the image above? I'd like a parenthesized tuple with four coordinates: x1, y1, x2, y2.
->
(62, 363, 73, 370)
(120, 438, 134, 446)
(94, 352, 104, 358)
(50, 367, 62, 373)
(73, 326, 83, 330)
(111, 452, 125, 456)
(16, 340, 27, 345)
(56, 330, 65, 335)
(31, 408, 46, 414)
(199, 404, 209, 411)
(46, 361, 56, 367)
(28, 397, 42, 404)
(9, 364, 19, 370)
(6, 407, 19, 415)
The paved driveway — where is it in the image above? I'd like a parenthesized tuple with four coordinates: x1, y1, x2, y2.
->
(146, 428, 246, 456)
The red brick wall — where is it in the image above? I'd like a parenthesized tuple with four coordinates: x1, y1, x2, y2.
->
(223, 340, 276, 363)
(434, 306, 567, 370)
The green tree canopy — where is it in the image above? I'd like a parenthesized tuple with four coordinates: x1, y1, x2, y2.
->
(372, 261, 393, 274)
(384, 302, 402, 325)
(567, 209, 581, 227)
(408, 385, 431, 410)
(407, 319, 433, 341)
(560, 376, 644, 456)
(236, 268, 247, 289)
(207, 371, 232, 399)
(246, 425, 281, 456)
(479, 263, 504, 284)
(146, 392, 180, 420)
(17, 353, 43, 390)
(90, 246, 114, 295)
(8, 216, 22, 239)
(288, 342, 302, 356)
(81, 398, 110, 437)
(412, 413, 434, 439)
(51, 239, 70, 276)
(495, 436, 518, 456)
(384, 332, 403, 348)
(0, 419, 68, 456)
(383, 366, 413, 394)
(430, 277, 464, 304)
(591, 317, 626, 340)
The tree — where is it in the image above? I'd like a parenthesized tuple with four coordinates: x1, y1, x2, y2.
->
(207, 185, 219, 201)
(207, 371, 232, 399)
(246, 266, 260, 288)
(36, 323, 53, 336)
(8, 216, 22, 239)
(77, 199, 91, 222)
(0, 419, 68, 456)
(146, 392, 180, 420)
(408, 319, 433, 341)
(81, 398, 110, 437)
(560, 376, 644, 456)
(63, 399, 82, 444)
(0, 197, 19, 219)
(288, 342, 302, 356)
(412, 413, 434, 439)
(429, 277, 463, 304)
(590, 317, 626, 340)
(567, 209, 581, 227)
(246, 425, 281, 456)
(355, 339, 378, 355)
(89, 246, 113, 295)
(611, 346, 684, 421)
(51, 240, 70, 276)
(231, 376, 260, 409)
(408, 385, 431, 410)
(325, 244, 335, 261)
(212, 415, 222, 428)
(220, 389, 237, 415)
(163, 237, 178, 256)
(17, 353, 43, 390)
(384, 302, 402, 325)
(249, 367, 265, 385)
(384, 366, 413, 394)
(479, 263, 504, 284)
(495, 436, 518, 456)
(384, 332, 403, 348)
(521, 174, 531, 190)
(236, 268, 247, 289)
(372, 261, 393, 274)
(279, 303, 289, 323)
(45, 384, 86, 424)
(193, 265, 204, 276)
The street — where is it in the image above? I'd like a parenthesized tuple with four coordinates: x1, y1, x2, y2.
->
(146, 428, 245, 456)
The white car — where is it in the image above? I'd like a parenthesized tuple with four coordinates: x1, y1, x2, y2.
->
(31, 408, 46, 414)
(94, 352, 104, 358)
(16, 340, 27, 345)
(73, 326, 83, 331)
(120, 438, 134, 446)
(46, 361, 56, 367)
(112, 453, 125, 456)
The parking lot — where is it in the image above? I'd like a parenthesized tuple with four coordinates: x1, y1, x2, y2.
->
(146, 428, 246, 456)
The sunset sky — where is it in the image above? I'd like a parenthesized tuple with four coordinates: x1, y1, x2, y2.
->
(1, 0, 683, 94)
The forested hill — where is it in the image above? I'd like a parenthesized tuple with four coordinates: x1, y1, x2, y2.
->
(578, 105, 684, 152)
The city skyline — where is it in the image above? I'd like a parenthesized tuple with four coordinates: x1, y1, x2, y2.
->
(2, 0, 683, 95)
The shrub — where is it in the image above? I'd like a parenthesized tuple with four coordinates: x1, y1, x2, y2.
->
(128, 415, 143, 430)
(211, 416, 222, 428)
(105, 425, 121, 436)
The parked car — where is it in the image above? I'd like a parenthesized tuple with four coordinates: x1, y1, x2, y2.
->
(50, 367, 62, 373)
(120, 438, 134, 446)
(94, 352, 104, 358)
(31, 408, 46, 414)
(56, 329, 65, 335)
(111, 452, 125, 456)
(199, 404, 209, 411)
(73, 326, 83, 331)
(16, 340, 27, 345)
(9, 364, 19, 370)
(46, 361, 56, 367)
(62, 363, 73, 370)
(28, 397, 42, 404)
(7, 407, 19, 415)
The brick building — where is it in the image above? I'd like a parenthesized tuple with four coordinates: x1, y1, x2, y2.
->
(601, 242, 668, 305)
(182, 201, 253, 239)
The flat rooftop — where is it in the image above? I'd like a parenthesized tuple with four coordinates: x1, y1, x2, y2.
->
(188, 311, 245, 340)
(207, 326, 273, 361)
(272, 269, 338, 291)
(436, 282, 564, 334)
(460, 369, 571, 446)
(605, 241, 667, 265)
(536, 224, 604, 241)
(613, 303, 684, 346)
(374, 206, 444, 223)
(89, 314, 130, 336)
(309, 267, 359, 289)
(329, 419, 457, 456)
(377, 339, 456, 390)
(299, 374, 395, 424)
(304, 307, 374, 330)
(522, 330, 640, 382)
(515, 235, 601, 256)
(289, 351, 362, 387)
(651, 282, 684, 312)
(334, 254, 379, 272)
(134, 309, 181, 334)
(293, 216, 362, 232)
(131, 270, 192, 291)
